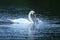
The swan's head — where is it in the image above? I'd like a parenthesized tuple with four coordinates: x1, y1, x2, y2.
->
(30, 10, 35, 15)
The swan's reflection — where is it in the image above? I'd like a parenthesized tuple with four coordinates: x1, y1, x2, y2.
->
(0, 23, 34, 40)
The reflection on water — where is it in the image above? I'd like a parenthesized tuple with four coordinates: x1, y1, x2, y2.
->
(0, 7, 60, 40)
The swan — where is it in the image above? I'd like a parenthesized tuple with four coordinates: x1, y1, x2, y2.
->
(8, 10, 35, 24)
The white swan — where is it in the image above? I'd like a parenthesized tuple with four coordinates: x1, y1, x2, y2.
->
(8, 10, 35, 24)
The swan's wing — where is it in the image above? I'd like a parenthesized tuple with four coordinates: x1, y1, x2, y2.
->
(9, 18, 31, 24)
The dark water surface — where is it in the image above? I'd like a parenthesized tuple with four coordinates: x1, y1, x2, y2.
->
(0, 7, 60, 40)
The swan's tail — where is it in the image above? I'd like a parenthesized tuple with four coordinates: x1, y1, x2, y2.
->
(7, 19, 19, 24)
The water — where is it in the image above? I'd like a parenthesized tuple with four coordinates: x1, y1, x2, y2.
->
(0, 7, 60, 40)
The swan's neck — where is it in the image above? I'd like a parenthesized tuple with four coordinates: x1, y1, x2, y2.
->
(28, 12, 33, 23)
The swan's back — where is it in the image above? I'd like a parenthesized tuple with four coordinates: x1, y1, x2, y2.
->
(10, 18, 32, 24)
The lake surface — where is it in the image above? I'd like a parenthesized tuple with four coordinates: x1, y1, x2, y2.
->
(0, 7, 60, 40)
